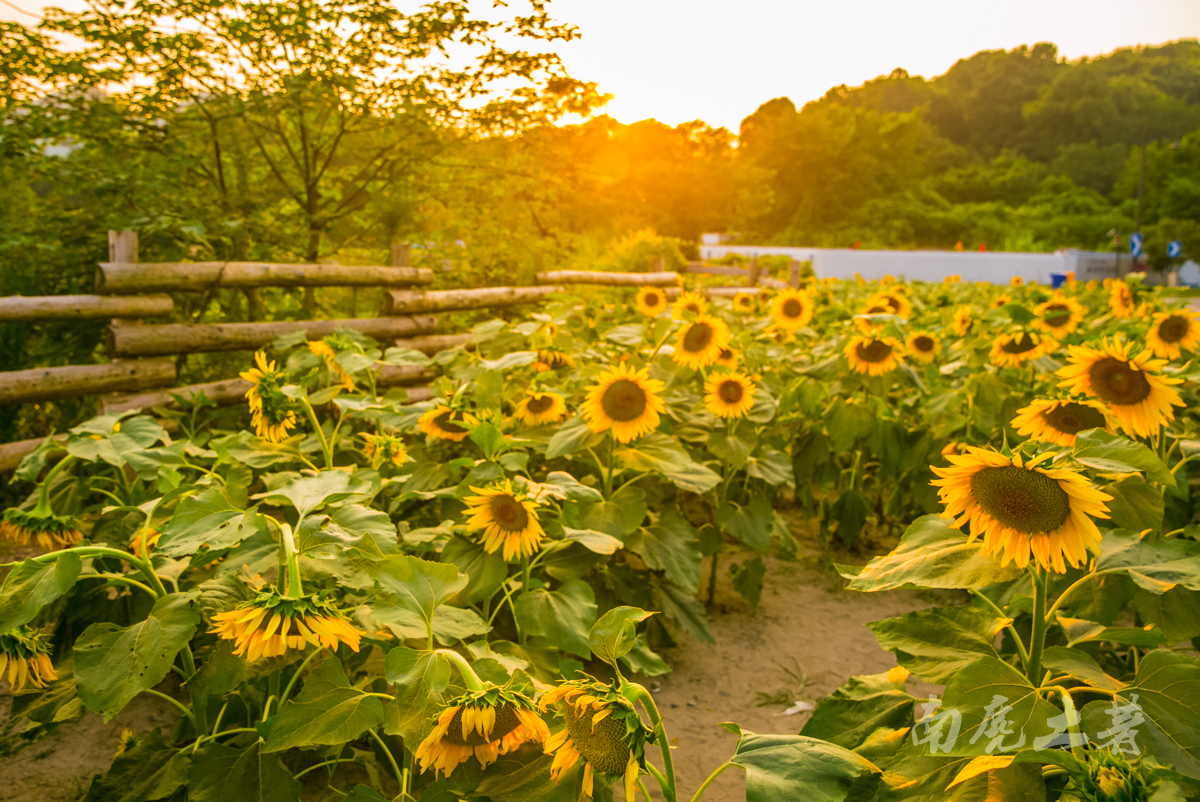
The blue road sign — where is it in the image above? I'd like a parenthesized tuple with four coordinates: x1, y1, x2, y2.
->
(1168, 240, 1183, 258)
(1130, 233, 1143, 257)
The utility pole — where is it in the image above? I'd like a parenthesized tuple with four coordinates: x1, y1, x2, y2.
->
(1135, 143, 1146, 233)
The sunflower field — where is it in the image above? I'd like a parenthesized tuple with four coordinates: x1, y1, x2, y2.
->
(2, 270, 1200, 802)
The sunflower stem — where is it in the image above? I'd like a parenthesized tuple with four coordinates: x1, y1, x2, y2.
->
(144, 688, 198, 729)
(432, 649, 485, 692)
(969, 589, 1029, 671)
(367, 728, 403, 791)
(689, 760, 733, 802)
(1027, 568, 1048, 686)
(627, 683, 677, 802)
(604, 433, 616, 499)
(280, 523, 304, 598)
(301, 397, 334, 469)
(279, 647, 324, 708)
(31, 456, 77, 517)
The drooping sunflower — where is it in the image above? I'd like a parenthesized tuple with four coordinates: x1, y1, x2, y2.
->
(731, 293, 756, 314)
(634, 287, 668, 317)
(770, 287, 815, 332)
(240, 351, 299, 443)
(1145, 309, 1200, 360)
(1011, 399, 1115, 447)
(673, 314, 731, 370)
(905, 332, 940, 364)
(0, 507, 82, 551)
(535, 349, 576, 372)
(416, 686, 550, 777)
(931, 447, 1111, 573)
(989, 331, 1058, 369)
(541, 678, 650, 801)
(362, 433, 411, 469)
(582, 363, 666, 443)
(952, 306, 974, 337)
(671, 290, 707, 319)
(0, 627, 57, 692)
(704, 372, 756, 418)
(129, 527, 162, 559)
(463, 479, 544, 561)
(210, 590, 364, 660)
(1056, 336, 1185, 438)
(309, 340, 355, 390)
(844, 335, 902, 376)
(715, 347, 739, 369)
(514, 391, 568, 427)
(1034, 293, 1087, 338)
(419, 406, 471, 442)
(1108, 281, 1135, 318)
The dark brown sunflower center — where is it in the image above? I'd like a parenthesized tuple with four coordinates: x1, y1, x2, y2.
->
(1088, 357, 1151, 406)
(443, 704, 522, 747)
(684, 302, 701, 314)
(1042, 306, 1070, 328)
(1158, 315, 1190, 343)
(435, 410, 467, 434)
(1001, 334, 1038, 354)
(718, 348, 734, 361)
(856, 340, 893, 363)
(970, 465, 1072, 535)
(525, 395, 554, 414)
(717, 379, 744, 404)
(913, 336, 934, 352)
(682, 322, 714, 353)
(562, 702, 631, 776)
(781, 298, 804, 319)
(601, 379, 648, 422)
(644, 292, 661, 307)
(884, 297, 902, 312)
(489, 494, 530, 533)
(866, 305, 888, 314)
(1042, 402, 1107, 435)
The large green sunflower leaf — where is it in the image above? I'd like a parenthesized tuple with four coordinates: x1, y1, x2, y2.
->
(589, 605, 654, 667)
(874, 740, 1046, 802)
(1104, 477, 1165, 532)
(367, 554, 467, 642)
(189, 741, 300, 802)
(721, 727, 880, 802)
(263, 659, 385, 752)
(1073, 430, 1175, 487)
(252, 470, 372, 517)
(158, 486, 262, 558)
(866, 607, 1010, 683)
(938, 656, 1058, 756)
(615, 433, 721, 494)
(0, 552, 82, 632)
(82, 728, 191, 802)
(514, 579, 596, 659)
(1096, 530, 1200, 594)
(800, 670, 916, 752)
(624, 507, 702, 592)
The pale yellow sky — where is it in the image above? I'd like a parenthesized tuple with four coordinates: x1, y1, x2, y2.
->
(5, 0, 1199, 130)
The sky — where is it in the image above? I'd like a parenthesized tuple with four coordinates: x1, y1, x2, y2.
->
(4, 0, 1199, 131)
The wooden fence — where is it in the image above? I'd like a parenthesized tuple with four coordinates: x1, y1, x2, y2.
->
(1, 237, 802, 472)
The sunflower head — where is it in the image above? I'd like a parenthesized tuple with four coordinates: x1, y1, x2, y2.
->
(129, 527, 162, 559)
(951, 306, 973, 337)
(732, 293, 756, 314)
(536, 349, 575, 371)
(463, 479, 545, 561)
(844, 335, 902, 376)
(514, 391, 568, 427)
(1034, 293, 1086, 337)
(1146, 309, 1200, 360)
(704, 372, 756, 419)
(0, 626, 57, 693)
(115, 729, 141, 757)
(715, 347, 739, 368)
(931, 447, 1111, 573)
(1011, 399, 1115, 447)
(542, 678, 650, 801)
(416, 685, 549, 778)
(419, 405, 472, 442)
(673, 314, 731, 370)
(210, 590, 364, 660)
(240, 352, 299, 443)
(671, 291, 708, 319)
(990, 293, 1012, 310)
(1011, 276, 1024, 287)
(1109, 281, 1136, 318)
(363, 433, 411, 469)
(634, 287, 668, 317)
(582, 363, 667, 443)
(309, 339, 355, 390)
(770, 288, 815, 332)
(0, 507, 83, 551)
(905, 332, 940, 363)
(989, 330, 1058, 368)
(1057, 336, 1185, 437)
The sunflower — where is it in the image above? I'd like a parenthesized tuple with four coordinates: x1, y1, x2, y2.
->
(129, 527, 162, 559)
(704, 372, 756, 418)
(671, 290, 708, 319)
(861, 296, 893, 316)
(0, 508, 83, 551)
(1145, 309, 1200, 360)
(844, 335, 902, 376)
(1109, 281, 1135, 318)
(0, 627, 57, 692)
(535, 349, 576, 372)
(770, 288, 815, 332)
(673, 314, 731, 370)
(878, 291, 913, 319)
(715, 347, 739, 368)
(634, 287, 668, 317)
(755, 287, 773, 308)
(541, 678, 650, 801)
(931, 447, 1111, 573)
(416, 686, 549, 777)
(989, 331, 1058, 369)
(514, 392, 568, 427)
(419, 406, 471, 442)
(1034, 293, 1087, 338)
(309, 340, 355, 390)
(952, 306, 974, 337)
(210, 590, 364, 661)
(240, 352, 299, 443)
(906, 332, 940, 364)
(1011, 276, 1024, 287)
(732, 293, 756, 314)
(362, 433, 411, 469)
(582, 363, 666, 443)
(463, 479, 545, 561)
(1011, 399, 1115, 447)
(1056, 336, 1184, 437)
(990, 293, 1011, 310)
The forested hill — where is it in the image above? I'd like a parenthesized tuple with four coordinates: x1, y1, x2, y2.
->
(733, 40, 1200, 257)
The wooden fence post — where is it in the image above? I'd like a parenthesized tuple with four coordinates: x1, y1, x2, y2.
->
(107, 231, 139, 336)
(392, 243, 412, 269)
(747, 256, 760, 288)
(788, 259, 801, 289)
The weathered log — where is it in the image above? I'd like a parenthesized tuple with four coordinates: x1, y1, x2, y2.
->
(99, 364, 435, 414)
(535, 270, 679, 287)
(95, 262, 434, 294)
(0, 294, 173, 322)
(393, 333, 474, 355)
(107, 315, 438, 358)
(0, 359, 177, 406)
(758, 277, 787, 290)
(382, 285, 562, 316)
(703, 287, 756, 298)
(684, 265, 749, 277)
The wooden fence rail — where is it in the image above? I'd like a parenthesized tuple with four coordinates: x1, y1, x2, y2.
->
(0, 359, 176, 406)
(393, 333, 474, 355)
(0, 294, 173, 321)
(95, 262, 433, 294)
(536, 270, 680, 287)
(382, 286, 562, 316)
